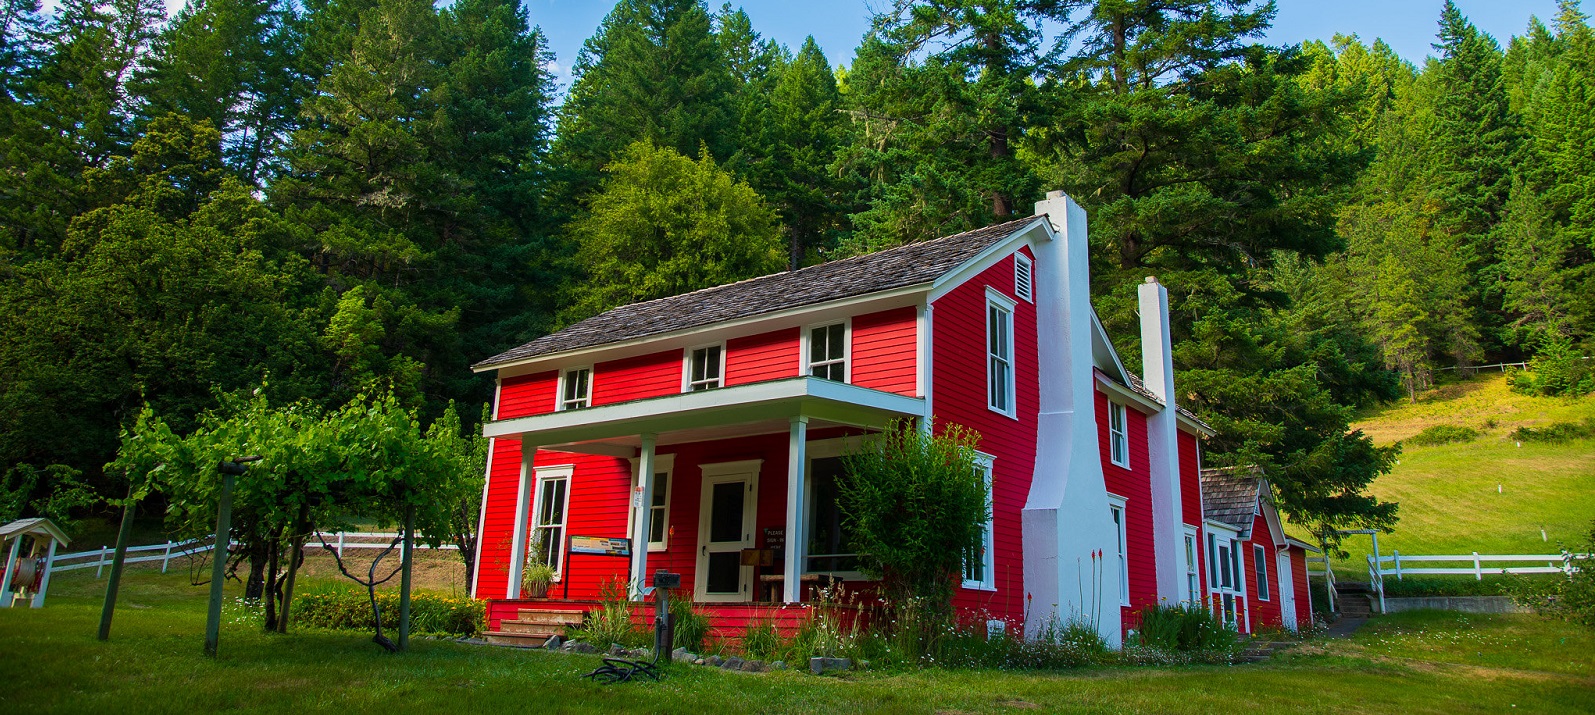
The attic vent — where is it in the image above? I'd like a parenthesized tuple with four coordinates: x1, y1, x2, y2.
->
(1014, 253, 1033, 302)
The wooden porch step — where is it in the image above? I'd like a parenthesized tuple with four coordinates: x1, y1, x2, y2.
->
(482, 631, 556, 648)
(515, 608, 586, 627)
(500, 619, 572, 636)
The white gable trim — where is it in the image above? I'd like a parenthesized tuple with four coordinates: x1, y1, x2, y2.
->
(926, 218, 1052, 303)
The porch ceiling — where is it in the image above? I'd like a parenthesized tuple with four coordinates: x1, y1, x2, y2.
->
(482, 376, 925, 456)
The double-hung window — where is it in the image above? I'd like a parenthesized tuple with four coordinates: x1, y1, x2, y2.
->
(1109, 498, 1129, 605)
(1253, 544, 1270, 600)
(1108, 401, 1129, 468)
(962, 456, 996, 590)
(808, 323, 847, 381)
(1184, 530, 1200, 605)
(687, 345, 723, 391)
(559, 368, 591, 410)
(987, 290, 1016, 417)
(530, 468, 570, 578)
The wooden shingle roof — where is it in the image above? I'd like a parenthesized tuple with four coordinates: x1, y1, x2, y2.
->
(475, 217, 1041, 369)
(1200, 465, 1266, 530)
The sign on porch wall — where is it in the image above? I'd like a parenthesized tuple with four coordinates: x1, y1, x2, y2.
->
(763, 527, 785, 551)
(569, 536, 631, 557)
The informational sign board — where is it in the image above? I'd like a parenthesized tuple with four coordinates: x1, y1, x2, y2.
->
(568, 536, 631, 557)
(763, 527, 785, 551)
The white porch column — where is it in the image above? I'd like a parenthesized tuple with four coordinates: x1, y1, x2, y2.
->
(630, 433, 657, 599)
(0, 536, 19, 608)
(783, 416, 809, 603)
(506, 441, 536, 600)
(32, 538, 57, 608)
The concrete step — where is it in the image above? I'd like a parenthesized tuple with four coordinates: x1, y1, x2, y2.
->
(500, 620, 571, 636)
(515, 608, 586, 627)
(482, 631, 555, 648)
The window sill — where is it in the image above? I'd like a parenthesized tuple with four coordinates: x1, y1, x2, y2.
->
(961, 581, 997, 592)
(986, 404, 1018, 421)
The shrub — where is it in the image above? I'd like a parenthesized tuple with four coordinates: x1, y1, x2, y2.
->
(938, 615, 1112, 670)
(1405, 424, 1479, 446)
(840, 420, 989, 657)
(1132, 604, 1236, 655)
(566, 576, 646, 648)
(1509, 339, 1594, 397)
(740, 619, 783, 660)
(1507, 521, 1595, 629)
(293, 587, 483, 636)
(1510, 418, 1595, 443)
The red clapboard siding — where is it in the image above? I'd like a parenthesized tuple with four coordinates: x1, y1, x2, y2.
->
(1247, 512, 1282, 631)
(851, 306, 918, 396)
(1292, 547, 1313, 630)
(498, 370, 558, 419)
(1099, 391, 1156, 632)
(726, 328, 800, 385)
(932, 249, 1038, 627)
(593, 350, 681, 405)
(477, 437, 526, 599)
(1178, 430, 1206, 594)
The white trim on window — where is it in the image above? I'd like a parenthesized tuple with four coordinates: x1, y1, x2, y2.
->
(1253, 543, 1270, 601)
(963, 453, 997, 591)
(529, 464, 574, 581)
(1014, 252, 1033, 303)
(626, 454, 676, 553)
(556, 366, 592, 411)
(1108, 401, 1129, 468)
(682, 343, 726, 392)
(986, 288, 1017, 419)
(1107, 493, 1129, 606)
(1184, 527, 1200, 606)
(802, 319, 850, 383)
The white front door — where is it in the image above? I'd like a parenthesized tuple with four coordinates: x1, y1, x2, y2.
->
(1277, 552, 1297, 631)
(695, 462, 759, 602)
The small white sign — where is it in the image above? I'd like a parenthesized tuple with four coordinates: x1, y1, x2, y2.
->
(632, 485, 645, 508)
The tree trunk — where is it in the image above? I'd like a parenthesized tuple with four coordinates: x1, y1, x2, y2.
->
(276, 503, 310, 634)
(263, 538, 280, 630)
(245, 541, 267, 600)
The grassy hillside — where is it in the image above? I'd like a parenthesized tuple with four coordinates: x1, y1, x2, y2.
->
(1317, 373, 1595, 580)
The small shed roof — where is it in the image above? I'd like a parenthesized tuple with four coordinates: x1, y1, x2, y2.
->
(0, 518, 69, 546)
(1199, 465, 1266, 531)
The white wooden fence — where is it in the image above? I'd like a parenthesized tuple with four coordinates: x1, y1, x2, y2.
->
(1307, 550, 1587, 613)
(47, 531, 456, 579)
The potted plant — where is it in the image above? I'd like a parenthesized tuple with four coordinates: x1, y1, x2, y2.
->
(523, 560, 556, 599)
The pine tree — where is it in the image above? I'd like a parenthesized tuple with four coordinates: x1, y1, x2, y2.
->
(1428, 0, 1520, 250)
(549, 0, 733, 213)
(749, 36, 848, 268)
(836, 1, 1057, 251)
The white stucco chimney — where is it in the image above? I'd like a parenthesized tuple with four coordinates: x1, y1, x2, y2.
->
(1023, 190, 1121, 646)
(1139, 276, 1187, 605)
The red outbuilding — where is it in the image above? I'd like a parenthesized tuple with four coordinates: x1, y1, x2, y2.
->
(1198, 466, 1317, 633)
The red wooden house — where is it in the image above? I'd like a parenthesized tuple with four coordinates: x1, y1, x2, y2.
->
(1199, 466, 1317, 633)
(469, 191, 1234, 647)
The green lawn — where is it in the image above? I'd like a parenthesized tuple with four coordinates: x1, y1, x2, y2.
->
(1309, 374, 1595, 579)
(1, 567, 1591, 714)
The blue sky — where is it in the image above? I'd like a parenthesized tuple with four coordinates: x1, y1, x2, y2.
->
(526, 0, 1564, 87)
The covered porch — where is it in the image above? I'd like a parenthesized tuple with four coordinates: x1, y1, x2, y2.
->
(483, 376, 923, 620)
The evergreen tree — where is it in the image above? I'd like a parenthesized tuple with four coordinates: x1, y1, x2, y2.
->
(749, 36, 849, 268)
(836, 1, 1057, 251)
(564, 141, 782, 322)
(549, 0, 733, 213)
(1428, 0, 1520, 248)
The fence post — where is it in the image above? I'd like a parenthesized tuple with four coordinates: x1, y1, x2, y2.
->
(1473, 551, 1482, 580)
(1394, 550, 1402, 581)
(161, 540, 173, 574)
(95, 546, 107, 578)
(337, 532, 344, 559)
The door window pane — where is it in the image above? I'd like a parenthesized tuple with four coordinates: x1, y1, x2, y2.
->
(709, 481, 745, 543)
(705, 552, 741, 594)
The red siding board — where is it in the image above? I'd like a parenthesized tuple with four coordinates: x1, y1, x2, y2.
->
(1291, 547, 1313, 630)
(1099, 392, 1157, 633)
(593, 350, 681, 405)
(1178, 430, 1206, 595)
(726, 328, 800, 385)
(1245, 512, 1283, 632)
(932, 251, 1038, 627)
(851, 306, 918, 396)
(498, 371, 558, 419)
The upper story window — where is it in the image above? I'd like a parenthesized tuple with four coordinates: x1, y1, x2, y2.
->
(808, 323, 847, 382)
(1014, 253, 1033, 302)
(686, 345, 724, 391)
(1108, 401, 1129, 468)
(559, 367, 591, 410)
(987, 290, 1016, 417)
